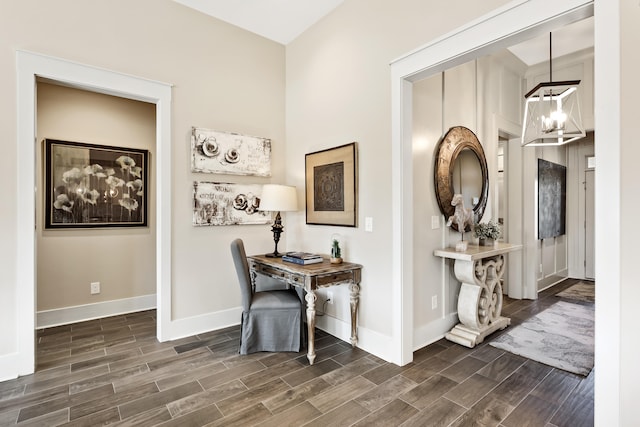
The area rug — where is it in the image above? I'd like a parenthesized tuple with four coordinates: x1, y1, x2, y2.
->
(490, 301, 594, 376)
(555, 281, 595, 303)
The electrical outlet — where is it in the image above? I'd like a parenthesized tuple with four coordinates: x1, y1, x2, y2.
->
(431, 295, 437, 310)
(90, 282, 100, 295)
(326, 291, 334, 305)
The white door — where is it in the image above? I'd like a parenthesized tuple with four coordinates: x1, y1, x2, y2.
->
(585, 169, 595, 279)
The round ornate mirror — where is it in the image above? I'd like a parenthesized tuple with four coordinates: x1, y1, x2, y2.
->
(434, 126, 489, 232)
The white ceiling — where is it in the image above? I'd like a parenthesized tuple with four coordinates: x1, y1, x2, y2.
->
(508, 17, 594, 66)
(173, 0, 345, 45)
(174, 1, 593, 64)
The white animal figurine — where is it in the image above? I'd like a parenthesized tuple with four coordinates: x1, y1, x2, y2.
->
(446, 194, 474, 233)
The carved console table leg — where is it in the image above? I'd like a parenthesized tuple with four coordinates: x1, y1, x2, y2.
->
(349, 282, 360, 347)
(305, 291, 317, 365)
(445, 254, 510, 348)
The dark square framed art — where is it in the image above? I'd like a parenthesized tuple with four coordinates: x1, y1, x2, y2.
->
(45, 139, 148, 228)
(305, 142, 357, 227)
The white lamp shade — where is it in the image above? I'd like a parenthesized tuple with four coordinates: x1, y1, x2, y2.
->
(259, 184, 297, 212)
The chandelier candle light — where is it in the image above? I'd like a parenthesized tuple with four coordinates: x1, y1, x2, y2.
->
(521, 33, 585, 147)
(259, 184, 297, 257)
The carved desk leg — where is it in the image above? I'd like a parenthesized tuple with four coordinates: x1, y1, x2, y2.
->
(445, 254, 510, 348)
(305, 290, 317, 365)
(349, 282, 360, 347)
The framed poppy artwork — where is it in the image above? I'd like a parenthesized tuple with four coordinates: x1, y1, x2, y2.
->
(305, 142, 357, 227)
(45, 139, 148, 228)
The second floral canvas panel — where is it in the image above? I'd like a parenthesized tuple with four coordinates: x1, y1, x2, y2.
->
(45, 139, 148, 228)
(192, 181, 271, 226)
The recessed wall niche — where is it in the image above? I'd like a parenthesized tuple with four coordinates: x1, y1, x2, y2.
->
(36, 81, 156, 315)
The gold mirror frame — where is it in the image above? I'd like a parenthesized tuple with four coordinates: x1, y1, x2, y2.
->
(434, 126, 489, 232)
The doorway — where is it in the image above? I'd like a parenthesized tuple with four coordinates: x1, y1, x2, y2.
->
(15, 51, 172, 376)
(35, 82, 157, 328)
(390, 0, 594, 366)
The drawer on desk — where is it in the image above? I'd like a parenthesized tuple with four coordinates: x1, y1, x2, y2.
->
(315, 271, 355, 287)
(288, 274, 304, 286)
(255, 263, 290, 281)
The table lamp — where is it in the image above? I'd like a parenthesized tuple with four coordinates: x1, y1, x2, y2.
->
(259, 184, 297, 257)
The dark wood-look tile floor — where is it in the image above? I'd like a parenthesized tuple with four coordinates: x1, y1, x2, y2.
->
(0, 279, 594, 426)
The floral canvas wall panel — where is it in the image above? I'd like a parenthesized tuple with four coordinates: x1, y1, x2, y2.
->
(193, 181, 271, 226)
(45, 139, 148, 228)
(190, 127, 271, 176)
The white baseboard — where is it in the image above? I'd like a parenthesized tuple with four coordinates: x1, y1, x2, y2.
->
(538, 271, 569, 292)
(412, 313, 459, 351)
(161, 307, 242, 342)
(165, 309, 394, 362)
(37, 294, 157, 329)
(37, 296, 242, 346)
(315, 314, 395, 363)
(0, 352, 21, 382)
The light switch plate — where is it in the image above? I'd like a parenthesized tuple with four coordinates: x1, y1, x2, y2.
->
(431, 216, 440, 230)
(365, 217, 373, 232)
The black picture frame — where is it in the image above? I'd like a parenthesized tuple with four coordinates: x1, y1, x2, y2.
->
(537, 158, 566, 239)
(305, 142, 357, 227)
(45, 139, 148, 228)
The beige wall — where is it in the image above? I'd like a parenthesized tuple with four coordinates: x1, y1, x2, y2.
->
(36, 82, 156, 311)
(413, 73, 445, 329)
(1, 0, 284, 361)
(284, 0, 511, 343)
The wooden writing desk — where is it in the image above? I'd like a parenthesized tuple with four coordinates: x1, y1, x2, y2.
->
(247, 255, 362, 365)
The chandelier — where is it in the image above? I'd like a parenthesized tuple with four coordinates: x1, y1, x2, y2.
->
(521, 33, 585, 147)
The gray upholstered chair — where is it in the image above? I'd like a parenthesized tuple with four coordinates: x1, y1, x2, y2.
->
(230, 239, 303, 354)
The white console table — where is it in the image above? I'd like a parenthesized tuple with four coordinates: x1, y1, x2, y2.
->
(434, 242, 522, 348)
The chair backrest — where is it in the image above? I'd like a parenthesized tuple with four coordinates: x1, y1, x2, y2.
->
(230, 239, 252, 312)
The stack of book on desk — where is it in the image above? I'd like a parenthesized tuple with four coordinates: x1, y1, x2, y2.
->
(282, 252, 323, 265)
